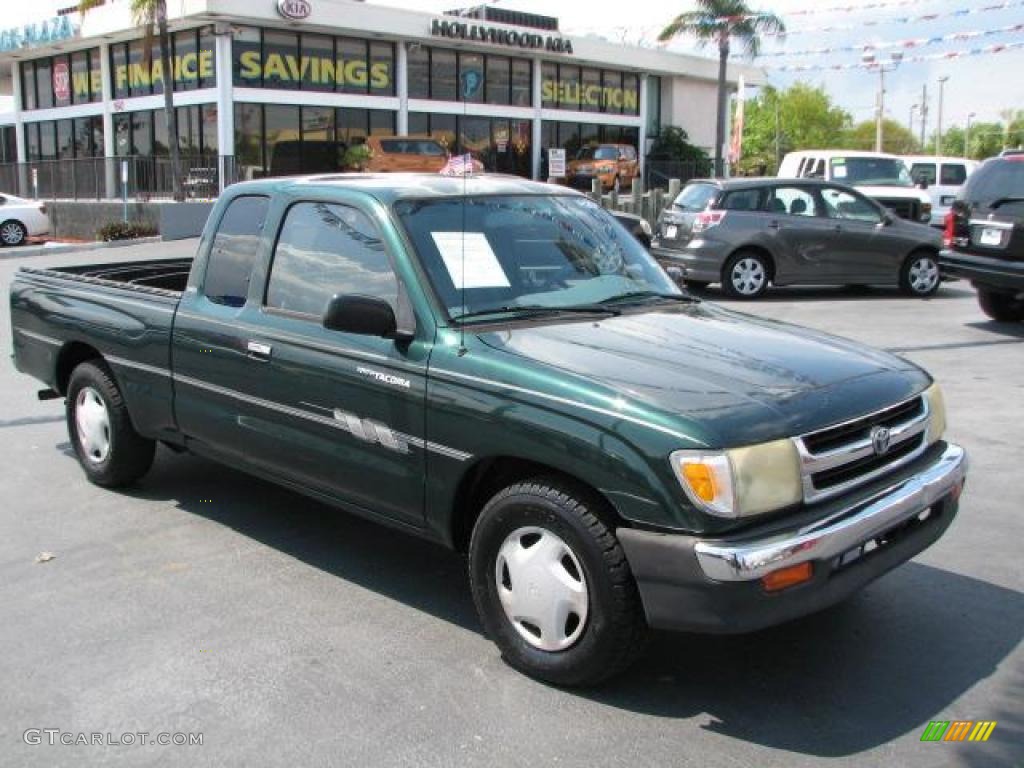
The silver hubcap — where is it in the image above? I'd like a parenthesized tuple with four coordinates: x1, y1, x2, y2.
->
(75, 387, 111, 464)
(495, 526, 589, 652)
(909, 257, 939, 293)
(731, 257, 766, 295)
(1, 222, 24, 244)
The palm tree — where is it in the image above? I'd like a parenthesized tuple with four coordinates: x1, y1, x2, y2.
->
(79, 0, 184, 201)
(659, 0, 785, 177)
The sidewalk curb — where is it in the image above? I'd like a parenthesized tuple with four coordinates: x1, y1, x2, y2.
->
(0, 236, 164, 261)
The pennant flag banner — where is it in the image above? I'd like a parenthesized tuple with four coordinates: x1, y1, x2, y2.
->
(766, 0, 1024, 37)
(748, 22, 1024, 58)
(771, 39, 1024, 71)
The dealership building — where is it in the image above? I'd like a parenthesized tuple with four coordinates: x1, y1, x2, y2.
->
(0, 0, 762, 198)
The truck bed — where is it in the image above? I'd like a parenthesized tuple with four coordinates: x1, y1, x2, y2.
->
(29, 257, 193, 295)
(11, 257, 190, 444)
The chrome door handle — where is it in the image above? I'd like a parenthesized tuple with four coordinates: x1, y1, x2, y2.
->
(246, 341, 272, 361)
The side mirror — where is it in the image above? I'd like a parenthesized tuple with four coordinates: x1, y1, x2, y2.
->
(665, 265, 684, 283)
(323, 294, 411, 340)
(880, 211, 896, 226)
(917, 179, 930, 190)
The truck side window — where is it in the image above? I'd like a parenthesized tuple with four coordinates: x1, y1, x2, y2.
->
(940, 164, 967, 185)
(266, 201, 398, 318)
(204, 195, 269, 307)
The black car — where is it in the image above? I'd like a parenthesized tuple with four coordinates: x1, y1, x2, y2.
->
(651, 178, 943, 299)
(939, 155, 1024, 321)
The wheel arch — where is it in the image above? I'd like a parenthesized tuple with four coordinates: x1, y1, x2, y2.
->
(55, 341, 105, 395)
(448, 455, 626, 553)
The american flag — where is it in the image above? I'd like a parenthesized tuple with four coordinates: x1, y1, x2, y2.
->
(440, 153, 476, 177)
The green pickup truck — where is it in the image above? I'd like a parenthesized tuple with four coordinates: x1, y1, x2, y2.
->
(10, 175, 967, 686)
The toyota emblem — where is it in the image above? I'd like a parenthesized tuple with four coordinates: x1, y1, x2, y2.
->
(871, 426, 892, 456)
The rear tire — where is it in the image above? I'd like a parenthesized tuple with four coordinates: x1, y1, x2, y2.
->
(66, 360, 156, 487)
(468, 478, 647, 686)
(0, 219, 27, 246)
(899, 250, 941, 297)
(977, 287, 1024, 322)
(722, 250, 770, 299)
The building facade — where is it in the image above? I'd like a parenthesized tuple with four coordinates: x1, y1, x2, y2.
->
(0, 0, 762, 198)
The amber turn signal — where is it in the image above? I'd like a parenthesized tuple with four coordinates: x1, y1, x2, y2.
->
(761, 562, 813, 592)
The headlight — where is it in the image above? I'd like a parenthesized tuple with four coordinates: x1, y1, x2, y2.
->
(923, 382, 946, 443)
(670, 439, 803, 518)
(639, 218, 653, 236)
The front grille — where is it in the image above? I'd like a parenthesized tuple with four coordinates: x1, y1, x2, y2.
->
(795, 396, 930, 503)
(876, 198, 920, 221)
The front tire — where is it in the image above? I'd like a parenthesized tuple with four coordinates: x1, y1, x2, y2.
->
(900, 251, 940, 297)
(468, 478, 647, 686)
(1, 219, 27, 246)
(66, 360, 156, 487)
(978, 287, 1024, 321)
(722, 250, 770, 299)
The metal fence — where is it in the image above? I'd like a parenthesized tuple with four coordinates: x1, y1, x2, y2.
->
(0, 155, 238, 202)
(644, 159, 713, 191)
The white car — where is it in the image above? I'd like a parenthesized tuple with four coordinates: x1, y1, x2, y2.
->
(778, 150, 932, 225)
(903, 155, 978, 227)
(0, 194, 50, 246)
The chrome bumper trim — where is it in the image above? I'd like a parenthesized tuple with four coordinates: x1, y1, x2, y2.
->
(694, 443, 967, 582)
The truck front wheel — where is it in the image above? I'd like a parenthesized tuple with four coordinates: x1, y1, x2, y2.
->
(978, 287, 1024, 322)
(468, 478, 647, 686)
(66, 361, 156, 487)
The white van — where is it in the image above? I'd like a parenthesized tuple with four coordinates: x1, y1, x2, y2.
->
(778, 150, 932, 224)
(903, 155, 978, 226)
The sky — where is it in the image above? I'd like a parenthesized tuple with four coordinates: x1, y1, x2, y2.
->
(5, 0, 1023, 137)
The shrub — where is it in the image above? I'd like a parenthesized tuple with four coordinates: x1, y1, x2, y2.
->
(96, 221, 158, 242)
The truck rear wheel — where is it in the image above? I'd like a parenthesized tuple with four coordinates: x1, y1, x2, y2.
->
(978, 287, 1024, 322)
(468, 478, 647, 686)
(66, 361, 155, 487)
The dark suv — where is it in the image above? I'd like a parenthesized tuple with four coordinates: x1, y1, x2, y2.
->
(651, 178, 942, 299)
(938, 155, 1024, 321)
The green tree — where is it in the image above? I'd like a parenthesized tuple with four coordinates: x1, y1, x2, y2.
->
(840, 120, 920, 155)
(80, 0, 184, 201)
(738, 83, 851, 174)
(658, 0, 785, 177)
(648, 126, 712, 166)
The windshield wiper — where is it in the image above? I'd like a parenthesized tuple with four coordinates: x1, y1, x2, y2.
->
(599, 290, 700, 305)
(452, 304, 622, 323)
(989, 197, 1024, 210)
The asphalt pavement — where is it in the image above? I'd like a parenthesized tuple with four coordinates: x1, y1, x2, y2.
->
(1, 240, 1021, 767)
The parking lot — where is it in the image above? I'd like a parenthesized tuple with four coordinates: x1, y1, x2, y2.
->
(1, 241, 1021, 768)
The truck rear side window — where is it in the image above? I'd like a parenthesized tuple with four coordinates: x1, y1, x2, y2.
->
(204, 195, 269, 307)
(266, 202, 397, 318)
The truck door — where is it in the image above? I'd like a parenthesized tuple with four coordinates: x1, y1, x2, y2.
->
(173, 193, 429, 527)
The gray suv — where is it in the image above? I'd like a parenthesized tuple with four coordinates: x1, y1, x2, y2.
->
(651, 178, 943, 299)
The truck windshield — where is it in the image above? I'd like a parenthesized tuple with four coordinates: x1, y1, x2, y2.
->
(395, 195, 681, 322)
(831, 157, 913, 187)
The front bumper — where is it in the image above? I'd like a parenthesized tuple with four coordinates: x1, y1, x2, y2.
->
(938, 249, 1024, 292)
(618, 442, 967, 634)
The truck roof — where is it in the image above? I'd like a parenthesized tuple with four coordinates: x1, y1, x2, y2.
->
(226, 173, 580, 204)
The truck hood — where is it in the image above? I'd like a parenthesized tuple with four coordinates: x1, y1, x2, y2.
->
(855, 184, 930, 203)
(475, 303, 929, 447)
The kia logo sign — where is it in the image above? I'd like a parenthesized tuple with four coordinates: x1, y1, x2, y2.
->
(52, 60, 70, 103)
(276, 0, 311, 20)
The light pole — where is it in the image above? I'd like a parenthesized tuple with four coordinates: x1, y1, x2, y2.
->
(936, 75, 949, 155)
(863, 51, 903, 152)
(909, 104, 919, 138)
(965, 111, 977, 159)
